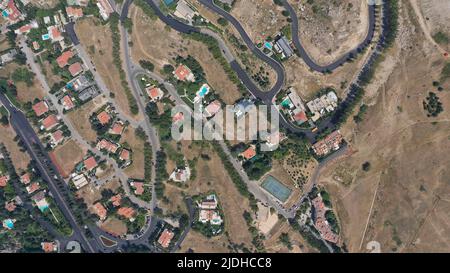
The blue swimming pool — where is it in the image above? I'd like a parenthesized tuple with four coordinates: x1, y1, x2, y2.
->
(264, 41, 273, 50)
(3, 219, 14, 229)
(197, 84, 210, 98)
(2, 10, 9, 18)
(38, 204, 49, 212)
(42, 34, 50, 40)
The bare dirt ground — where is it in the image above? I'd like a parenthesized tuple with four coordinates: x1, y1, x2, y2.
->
(179, 229, 230, 253)
(289, 0, 369, 65)
(75, 17, 142, 121)
(318, 1, 450, 253)
(122, 126, 145, 180)
(264, 220, 318, 253)
(129, 5, 242, 104)
(51, 139, 86, 176)
(230, 0, 288, 43)
(30, 0, 59, 8)
(417, 0, 450, 52)
(101, 217, 128, 236)
(0, 125, 30, 171)
(163, 142, 254, 251)
(191, 0, 278, 92)
(0, 63, 45, 104)
(67, 97, 106, 144)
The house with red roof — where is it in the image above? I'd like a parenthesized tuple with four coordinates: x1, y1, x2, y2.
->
(66, 6, 83, 19)
(56, 51, 74, 68)
(173, 64, 195, 82)
(62, 95, 75, 110)
(97, 111, 111, 126)
(47, 26, 63, 42)
(20, 173, 31, 185)
(240, 145, 257, 161)
(5, 201, 16, 212)
(3, 0, 23, 23)
(158, 229, 175, 248)
(96, 139, 119, 154)
(130, 181, 144, 196)
(146, 86, 164, 102)
(93, 202, 107, 221)
(109, 122, 124, 135)
(119, 149, 131, 163)
(84, 156, 98, 172)
(41, 242, 58, 253)
(50, 130, 64, 146)
(110, 194, 121, 207)
(26, 182, 40, 194)
(204, 100, 221, 118)
(68, 62, 83, 77)
(0, 175, 9, 187)
(117, 207, 135, 221)
(41, 114, 59, 131)
(32, 101, 49, 117)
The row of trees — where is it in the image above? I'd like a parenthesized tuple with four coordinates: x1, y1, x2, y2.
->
(109, 13, 139, 115)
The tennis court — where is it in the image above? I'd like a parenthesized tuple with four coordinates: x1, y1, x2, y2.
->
(261, 175, 292, 202)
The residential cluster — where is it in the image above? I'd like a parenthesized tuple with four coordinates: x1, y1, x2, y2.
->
(32, 100, 70, 149)
(279, 87, 339, 127)
(194, 193, 224, 236)
(311, 195, 339, 244)
(312, 130, 344, 158)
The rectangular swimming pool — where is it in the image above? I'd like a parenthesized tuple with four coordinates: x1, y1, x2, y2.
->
(261, 175, 292, 203)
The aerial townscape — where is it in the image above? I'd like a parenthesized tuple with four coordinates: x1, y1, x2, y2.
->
(0, 0, 448, 256)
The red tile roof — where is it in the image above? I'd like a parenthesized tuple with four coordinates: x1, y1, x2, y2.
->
(172, 112, 184, 123)
(5, 201, 16, 212)
(158, 229, 174, 248)
(110, 194, 121, 207)
(117, 207, 135, 219)
(84, 156, 98, 171)
(174, 64, 193, 81)
(56, 51, 73, 68)
(242, 147, 256, 160)
(132, 182, 144, 196)
(97, 139, 119, 153)
(26, 182, 40, 194)
(68, 62, 83, 76)
(0, 176, 9, 187)
(93, 202, 107, 220)
(42, 115, 59, 130)
(119, 149, 130, 161)
(20, 173, 31, 185)
(293, 111, 308, 122)
(66, 6, 83, 18)
(97, 111, 111, 125)
(41, 242, 56, 253)
(110, 122, 124, 135)
(51, 130, 64, 143)
(32, 101, 49, 117)
(62, 95, 75, 110)
(50, 26, 62, 40)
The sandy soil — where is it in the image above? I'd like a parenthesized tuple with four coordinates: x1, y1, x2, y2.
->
(75, 17, 140, 120)
(67, 98, 107, 144)
(289, 0, 369, 65)
(318, 1, 450, 253)
(0, 125, 30, 171)
(129, 5, 242, 104)
(51, 139, 86, 176)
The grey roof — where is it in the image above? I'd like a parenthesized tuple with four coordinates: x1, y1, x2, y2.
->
(275, 36, 294, 57)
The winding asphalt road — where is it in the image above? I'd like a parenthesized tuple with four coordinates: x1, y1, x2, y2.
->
(281, 0, 377, 72)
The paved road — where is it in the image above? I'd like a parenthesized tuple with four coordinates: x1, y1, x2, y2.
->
(0, 93, 99, 253)
(281, 0, 376, 72)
